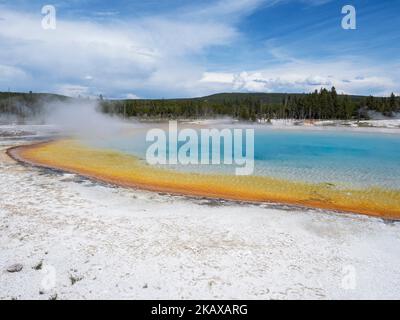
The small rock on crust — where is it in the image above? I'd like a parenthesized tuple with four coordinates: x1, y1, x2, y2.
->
(7, 263, 23, 273)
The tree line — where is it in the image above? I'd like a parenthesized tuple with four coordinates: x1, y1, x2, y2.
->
(0, 91, 69, 120)
(1, 88, 399, 121)
(100, 88, 400, 121)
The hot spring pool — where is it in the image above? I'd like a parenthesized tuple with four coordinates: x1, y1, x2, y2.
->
(86, 127, 400, 190)
(12, 126, 400, 218)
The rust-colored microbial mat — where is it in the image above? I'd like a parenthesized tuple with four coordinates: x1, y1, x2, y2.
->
(9, 139, 400, 219)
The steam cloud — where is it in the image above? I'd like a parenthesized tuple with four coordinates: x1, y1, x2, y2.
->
(43, 100, 132, 139)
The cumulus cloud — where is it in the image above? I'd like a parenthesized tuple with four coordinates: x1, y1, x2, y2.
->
(125, 93, 141, 99)
(0, 0, 398, 97)
(0, 1, 242, 97)
(200, 58, 398, 96)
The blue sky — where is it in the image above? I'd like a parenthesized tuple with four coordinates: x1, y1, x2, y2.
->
(0, 0, 399, 98)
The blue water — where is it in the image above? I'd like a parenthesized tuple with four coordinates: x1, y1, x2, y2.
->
(252, 130, 400, 188)
(86, 128, 400, 189)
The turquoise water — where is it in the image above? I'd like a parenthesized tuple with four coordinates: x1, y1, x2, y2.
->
(86, 128, 400, 189)
(253, 130, 400, 188)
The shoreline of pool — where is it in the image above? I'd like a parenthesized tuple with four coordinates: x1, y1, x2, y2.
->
(8, 139, 400, 220)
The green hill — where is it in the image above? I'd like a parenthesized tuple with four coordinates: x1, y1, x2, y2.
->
(1, 90, 399, 121)
(198, 92, 367, 104)
(0, 91, 70, 118)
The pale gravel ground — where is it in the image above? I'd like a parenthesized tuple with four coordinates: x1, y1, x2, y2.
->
(1, 127, 400, 300)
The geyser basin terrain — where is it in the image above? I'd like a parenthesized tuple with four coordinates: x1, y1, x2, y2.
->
(9, 126, 400, 219)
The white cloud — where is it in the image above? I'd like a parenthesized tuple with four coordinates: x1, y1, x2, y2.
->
(0, 1, 398, 98)
(181, 0, 270, 20)
(0, 1, 243, 96)
(201, 72, 235, 84)
(57, 84, 90, 97)
(200, 58, 399, 96)
(125, 93, 140, 99)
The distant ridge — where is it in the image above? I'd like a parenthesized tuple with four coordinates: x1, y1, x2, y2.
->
(0, 91, 374, 102)
(0, 91, 70, 100)
(1, 90, 398, 121)
(196, 92, 367, 104)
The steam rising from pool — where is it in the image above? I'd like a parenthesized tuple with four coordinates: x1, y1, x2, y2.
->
(43, 100, 135, 139)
